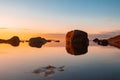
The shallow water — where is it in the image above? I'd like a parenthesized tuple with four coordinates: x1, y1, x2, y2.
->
(0, 41, 120, 80)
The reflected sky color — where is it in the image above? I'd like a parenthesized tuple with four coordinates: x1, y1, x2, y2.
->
(0, 0, 120, 33)
(0, 41, 120, 80)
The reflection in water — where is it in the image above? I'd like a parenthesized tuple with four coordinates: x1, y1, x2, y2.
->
(93, 38, 108, 46)
(0, 36, 60, 48)
(28, 37, 60, 48)
(108, 35, 120, 48)
(0, 36, 21, 47)
(66, 30, 89, 55)
(33, 65, 65, 77)
(28, 37, 48, 48)
(0, 35, 120, 80)
(93, 35, 120, 49)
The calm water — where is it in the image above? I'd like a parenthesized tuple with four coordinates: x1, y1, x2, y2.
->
(0, 41, 120, 80)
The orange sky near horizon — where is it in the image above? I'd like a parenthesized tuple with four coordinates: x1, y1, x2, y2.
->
(0, 27, 119, 40)
(0, 0, 120, 36)
(0, 29, 66, 40)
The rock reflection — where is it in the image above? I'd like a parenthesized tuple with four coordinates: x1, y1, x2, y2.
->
(0, 36, 60, 48)
(33, 65, 65, 77)
(0, 36, 20, 47)
(93, 35, 120, 48)
(93, 38, 108, 46)
(66, 30, 89, 55)
(28, 37, 48, 48)
(28, 37, 60, 48)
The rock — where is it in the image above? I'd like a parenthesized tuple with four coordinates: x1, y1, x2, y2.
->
(93, 38, 99, 43)
(29, 37, 47, 48)
(33, 65, 65, 77)
(108, 35, 120, 43)
(28, 37, 60, 48)
(93, 38, 108, 46)
(0, 36, 20, 46)
(107, 35, 120, 48)
(66, 30, 89, 55)
(7, 36, 20, 46)
(98, 40, 108, 46)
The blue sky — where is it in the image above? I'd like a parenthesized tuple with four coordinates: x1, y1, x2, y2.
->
(0, 0, 120, 33)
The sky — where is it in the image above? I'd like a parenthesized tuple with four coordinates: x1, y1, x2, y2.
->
(0, 0, 120, 34)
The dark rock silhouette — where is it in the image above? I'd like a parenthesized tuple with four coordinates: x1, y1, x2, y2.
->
(98, 40, 108, 46)
(29, 37, 48, 48)
(93, 35, 120, 48)
(7, 36, 20, 46)
(0, 36, 60, 48)
(93, 38, 108, 46)
(28, 37, 60, 48)
(66, 30, 89, 55)
(0, 36, 20, 46)
(93, 38, 99, 42)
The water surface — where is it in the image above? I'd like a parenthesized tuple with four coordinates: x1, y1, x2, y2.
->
(0, 41, 120, 80)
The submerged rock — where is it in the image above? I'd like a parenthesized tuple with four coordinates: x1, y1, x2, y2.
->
(32, 65, 65, 77)
(66, 30, 89, 55)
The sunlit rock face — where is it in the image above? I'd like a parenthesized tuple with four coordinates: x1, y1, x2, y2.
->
(107, 35, 120, 48)
(29, 37, 47, 48)
(66, 30, 89, 55)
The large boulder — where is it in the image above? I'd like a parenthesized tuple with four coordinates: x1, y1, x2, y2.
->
(66, 30, 89, 55)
